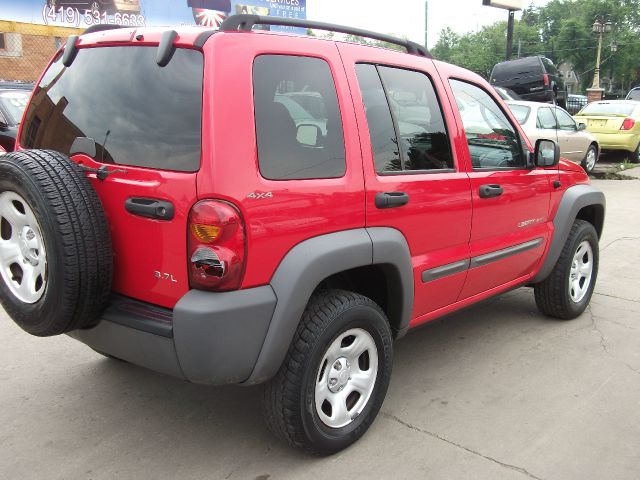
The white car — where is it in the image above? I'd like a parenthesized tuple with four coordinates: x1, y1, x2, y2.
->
(507, 100, 599, 173)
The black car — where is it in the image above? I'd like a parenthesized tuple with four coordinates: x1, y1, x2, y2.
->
(490, 56, 566, 108)
(0, 83, 33, 152)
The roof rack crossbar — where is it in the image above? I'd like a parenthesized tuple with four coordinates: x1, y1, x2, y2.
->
(219, 14, 432, 58)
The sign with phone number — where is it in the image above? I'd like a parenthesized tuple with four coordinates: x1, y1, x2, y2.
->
(42, 5, 145, 28)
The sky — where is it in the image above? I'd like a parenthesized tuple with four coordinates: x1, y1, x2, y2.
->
(308, 0, 552, 49)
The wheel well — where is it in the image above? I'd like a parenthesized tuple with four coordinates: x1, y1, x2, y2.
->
(576, 204, 604, 238)
(316, 264, 404, 337)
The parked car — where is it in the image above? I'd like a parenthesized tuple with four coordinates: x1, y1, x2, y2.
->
(507, 100, 599, 173)
(574, 100, 640, 163)
(0, 82, 33, 152)
(566, 94, 588, 115)
(493, 85, 521, 101)
(490, 55, 567, 108)
(0, 15, 605, 455)
(626, 86, 640, 101)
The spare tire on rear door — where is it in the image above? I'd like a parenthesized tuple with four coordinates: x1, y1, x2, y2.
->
(0, 150, 112, 336)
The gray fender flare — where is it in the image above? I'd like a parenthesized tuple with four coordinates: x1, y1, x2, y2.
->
(534, 184, 605, 283)
(243, 227, 413, 385)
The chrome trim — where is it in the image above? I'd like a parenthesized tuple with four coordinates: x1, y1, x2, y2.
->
(469, 238, 544, 269)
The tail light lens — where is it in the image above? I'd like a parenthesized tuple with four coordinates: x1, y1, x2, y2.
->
(188, 200, 245, 291)
(621, 118, 635, 131)
(543, 73, 549, 86)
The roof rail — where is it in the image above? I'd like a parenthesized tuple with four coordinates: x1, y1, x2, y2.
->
(219, 14, 432, 58)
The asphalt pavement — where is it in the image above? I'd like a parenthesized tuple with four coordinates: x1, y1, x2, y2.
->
(1, 177, 639, 480)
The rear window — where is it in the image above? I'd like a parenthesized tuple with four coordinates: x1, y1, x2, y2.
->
(579, 102, 637, 116)
(627, 89, 640, 101)
(491, 57, 542, 82)
(508, 104, 530, 125)
(0, 90, 29, 125)
(20, 47, 203, 172)
(540, 57, 557, 75)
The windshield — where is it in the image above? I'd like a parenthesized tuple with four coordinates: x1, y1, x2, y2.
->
(508, 104, 531, 125)
(627, 89, 640, 101)
(0, 90, 30, 124)
(579, 102, 637, 116)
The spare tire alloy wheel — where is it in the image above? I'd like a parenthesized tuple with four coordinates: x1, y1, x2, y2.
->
(0, 192, 47, 304)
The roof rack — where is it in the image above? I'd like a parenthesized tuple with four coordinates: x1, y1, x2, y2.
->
(219, 14, 432, 58)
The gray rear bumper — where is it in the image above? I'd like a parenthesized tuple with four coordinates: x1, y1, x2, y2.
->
(69, 286, 277, 385)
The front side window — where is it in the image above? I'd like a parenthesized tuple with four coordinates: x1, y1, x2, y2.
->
(537, 107, 557, 130)
(356, 64, 454, 173)
(253, 55, 346, 180)
(555, 108, 577, 131)
(450, 79, 524, 169)
(20, 47, 203, 172)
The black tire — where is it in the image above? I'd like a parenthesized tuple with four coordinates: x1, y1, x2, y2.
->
(581, 143, 598, 174)
(628, 143, 640, 164)
(534, 220, 598, 320)
(0, 150, 112, 336)
(263, 289, 393, 455)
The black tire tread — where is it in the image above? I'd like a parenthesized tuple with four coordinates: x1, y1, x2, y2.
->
(262, 289, 389, 455)
(0, 150, 112, 335)
(534, 219, 597, 320)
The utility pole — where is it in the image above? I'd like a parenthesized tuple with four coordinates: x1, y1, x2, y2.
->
(424, 1, 428, 49)
(506, 9, 515, 60)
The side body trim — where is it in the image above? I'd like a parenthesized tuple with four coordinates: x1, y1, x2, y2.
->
(422, 259, 470, 283)
(469, 238, 544, 268)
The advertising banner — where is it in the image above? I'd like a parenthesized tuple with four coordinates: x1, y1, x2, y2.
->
(0, 0, 307, 32)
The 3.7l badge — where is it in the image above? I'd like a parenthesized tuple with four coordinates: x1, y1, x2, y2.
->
(154, 271, 178, 283)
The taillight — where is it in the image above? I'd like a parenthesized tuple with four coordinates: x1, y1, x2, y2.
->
(621, 118, 635, 131)
(188, 200, 245, 291)
(543, 73, 549, 86)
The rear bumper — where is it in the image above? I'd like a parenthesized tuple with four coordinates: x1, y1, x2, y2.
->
(69, 287, 277, 385)
(591, 132, 639, 151)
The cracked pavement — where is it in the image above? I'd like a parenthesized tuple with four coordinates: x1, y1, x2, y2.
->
(1, 179, 639, 480)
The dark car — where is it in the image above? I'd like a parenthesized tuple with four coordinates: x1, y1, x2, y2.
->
(626, 87, 640, 101)
(490, 55, 566, 108)
(0, 83, 32, 152)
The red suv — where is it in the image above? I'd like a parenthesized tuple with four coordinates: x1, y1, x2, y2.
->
(0, 16, 605, 454)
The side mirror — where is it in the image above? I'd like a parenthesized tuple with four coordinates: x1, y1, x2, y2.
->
(534, 139, 560, 167)
(577, 122, 586, 131)
(297, 124, 322, 147)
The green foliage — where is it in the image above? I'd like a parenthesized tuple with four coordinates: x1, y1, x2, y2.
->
(431, 0, 640, 92)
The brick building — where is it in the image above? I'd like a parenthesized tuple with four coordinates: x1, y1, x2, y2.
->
(0, 21, 82, 83)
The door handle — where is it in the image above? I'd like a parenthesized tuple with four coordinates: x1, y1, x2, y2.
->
(375, 191, 410, 209)
(125, 197, 175, 220)
(479, 184, 504, 199)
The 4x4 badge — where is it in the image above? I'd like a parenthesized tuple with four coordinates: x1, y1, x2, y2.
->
(247, 192, 273, 200)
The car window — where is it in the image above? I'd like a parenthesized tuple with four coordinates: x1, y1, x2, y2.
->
(356, 64, 454, 173)
(253, 55, 346, 180)
(555, 108, 576, 131)
(450, 79, 524, 169)
(627, 89, 640, 101)
(508, 104, 530, 125)
(579, 102, 636, 116)
(0, 90, 29, 125)
(20, 47, 203, 172)
(537, 107, 557, 129)
(541, 57, 557, 75)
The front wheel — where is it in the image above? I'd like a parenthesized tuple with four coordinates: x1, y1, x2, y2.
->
(262, 289, 393, 455)
(534, 220, 599, 319)
(581, 144, 598, 173)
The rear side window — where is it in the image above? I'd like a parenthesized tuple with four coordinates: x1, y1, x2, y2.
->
(541, 57, 558, 75)
(356, 64, 454, 173)
(509, 104, 530, 125)
(537, 107, 557, 129)
(20, 47, 203, 172)
(253, 55, 346, 180)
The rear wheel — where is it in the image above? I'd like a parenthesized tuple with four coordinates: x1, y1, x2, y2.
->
(534, 220, 598, 319)
(581, 144, 598, 173)
(628, 144, 640, 164)
(263, 289, 393, 455)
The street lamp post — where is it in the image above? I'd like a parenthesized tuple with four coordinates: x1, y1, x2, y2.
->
(587, 17, 612, 103)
